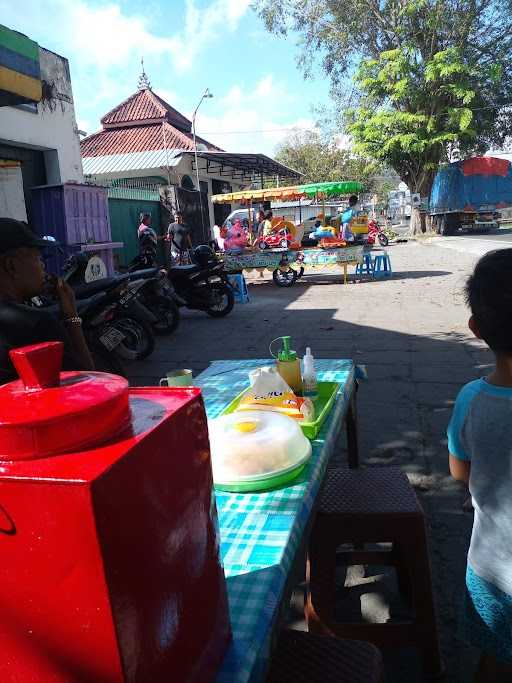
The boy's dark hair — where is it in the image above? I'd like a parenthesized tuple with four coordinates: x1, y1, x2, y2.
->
(466, 249, 512, 352)
(349, 195, 358, 206)
(265, 210, 273, 220)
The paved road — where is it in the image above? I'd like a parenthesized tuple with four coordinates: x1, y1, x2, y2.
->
(426, 226, 512, 258)
(461, 226, 512, 242)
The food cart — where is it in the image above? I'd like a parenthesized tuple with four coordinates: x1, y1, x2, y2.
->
(212, 181, 365, 286)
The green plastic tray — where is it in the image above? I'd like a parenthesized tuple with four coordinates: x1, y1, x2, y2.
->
(213, 462, 308, 493)
(221, 381, 340, 440)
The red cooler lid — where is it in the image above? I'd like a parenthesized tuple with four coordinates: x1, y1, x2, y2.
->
(0, 342, 130, 461)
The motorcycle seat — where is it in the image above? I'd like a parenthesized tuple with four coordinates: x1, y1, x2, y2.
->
(128, 268, 159, 279)
(168, 264, 200, 277)
(73, 275, 129, 299)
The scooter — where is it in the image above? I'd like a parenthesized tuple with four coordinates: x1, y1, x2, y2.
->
(33, 274, 156, 363)
(167, 246, 234, 318)
(63, 253, 180, 337)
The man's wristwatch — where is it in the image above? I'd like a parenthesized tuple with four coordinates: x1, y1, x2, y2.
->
(64, 316, 83, 326)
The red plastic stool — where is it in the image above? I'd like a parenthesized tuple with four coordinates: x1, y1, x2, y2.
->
(305, 467, 444, 680)
(266, 630, 383, 682)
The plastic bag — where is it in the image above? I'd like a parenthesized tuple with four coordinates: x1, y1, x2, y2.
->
(237, 366, 314, 420)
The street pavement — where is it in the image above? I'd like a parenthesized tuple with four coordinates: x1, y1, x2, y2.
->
(429, 226, 512, 258)
(128, 241, 488, 682)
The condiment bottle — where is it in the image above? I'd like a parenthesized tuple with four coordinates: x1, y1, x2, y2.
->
(275, 336, 302, 393)
(302, 347, 318, 401)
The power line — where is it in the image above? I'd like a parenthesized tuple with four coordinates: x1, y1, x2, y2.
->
(197, 102, 512, 137)
(199, 125, 316, 135)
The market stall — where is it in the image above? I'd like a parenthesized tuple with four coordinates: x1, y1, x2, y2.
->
(298, 245, 364, 285)
(222, 249, 299, 275)
(213, 180, 366, 287)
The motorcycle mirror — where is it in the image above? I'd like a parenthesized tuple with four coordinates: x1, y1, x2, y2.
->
(42, 235, 65, 255)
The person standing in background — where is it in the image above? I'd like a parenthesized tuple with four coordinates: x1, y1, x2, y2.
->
(340, 195, 359, 242)
(262, 210, 274, 236)
(167, 212, 193, 265)
(137, 213, 157, 240)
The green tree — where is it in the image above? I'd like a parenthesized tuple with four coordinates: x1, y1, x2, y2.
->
(275, 129, 381, 185)
(256, 0, 512, 232)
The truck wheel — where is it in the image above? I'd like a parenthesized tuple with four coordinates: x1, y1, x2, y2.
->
(440, 217, 453, 236)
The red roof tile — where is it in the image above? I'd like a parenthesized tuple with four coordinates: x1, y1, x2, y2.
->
(81, 122, 219, 157)
(101, 88, 192, 132)
(81, 87, 222, 159)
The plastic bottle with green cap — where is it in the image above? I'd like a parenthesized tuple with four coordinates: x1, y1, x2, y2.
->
(275, 336, 303, 393)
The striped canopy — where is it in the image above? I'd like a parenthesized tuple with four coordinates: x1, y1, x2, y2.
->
(301, 181, 364, 197)
(212, 180, 364, 204)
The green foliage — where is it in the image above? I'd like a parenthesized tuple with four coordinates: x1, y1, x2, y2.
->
(274, 129, 383, 187)
(345, 43, 492, 191)
(255, 0, 512, 196)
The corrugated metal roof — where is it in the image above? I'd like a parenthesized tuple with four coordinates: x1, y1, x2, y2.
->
(82, 149, 182, 176)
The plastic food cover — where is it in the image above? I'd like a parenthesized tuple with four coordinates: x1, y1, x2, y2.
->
(208, 410, 311, 486)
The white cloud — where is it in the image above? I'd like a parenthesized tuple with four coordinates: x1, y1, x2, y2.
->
(0, 2, 318, 158)
(194, 76, 316, 155)
(0, 0, 254, 139)
(76, 118, 92, 136)
(255, 75, 275, 98)
(0, 0, 251, 73)
(155, 89, 181, 108)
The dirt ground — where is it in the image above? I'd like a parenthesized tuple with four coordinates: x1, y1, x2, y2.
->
(129, 240, 490, 682)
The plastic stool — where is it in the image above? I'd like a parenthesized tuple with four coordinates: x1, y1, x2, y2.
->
(306, 467, 444, 680)
(355, 253, 374, 277)
(373, 253, 392, 278)
(227, 274, 249, 303)
(266, 630, 383, 683)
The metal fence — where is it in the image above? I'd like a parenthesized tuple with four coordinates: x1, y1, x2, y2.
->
(84, 176, 161, 201)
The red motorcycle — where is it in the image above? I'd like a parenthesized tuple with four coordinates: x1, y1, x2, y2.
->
(366, 219, 389, 247)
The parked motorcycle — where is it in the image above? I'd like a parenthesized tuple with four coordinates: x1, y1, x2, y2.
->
(168, 245, 234, 318)
(366, 219, 389, 247)
(64, 253, 180, 337)
(123, 270, 180, 336)
(33, 275, 155, 364)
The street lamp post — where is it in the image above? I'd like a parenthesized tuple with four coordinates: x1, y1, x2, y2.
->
(192, 88, 213, 243)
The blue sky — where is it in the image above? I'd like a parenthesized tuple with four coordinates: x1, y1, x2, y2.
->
(1, 0, 331, 155)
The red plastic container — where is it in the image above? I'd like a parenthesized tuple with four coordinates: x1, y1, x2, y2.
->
(0, 342, 230, 682)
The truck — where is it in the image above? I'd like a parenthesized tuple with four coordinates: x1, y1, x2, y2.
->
(429, 156, 512, 235)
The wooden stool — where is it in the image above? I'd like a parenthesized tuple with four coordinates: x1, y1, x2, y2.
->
(266, 630, 383, 682)
(305, 467, 444, 680)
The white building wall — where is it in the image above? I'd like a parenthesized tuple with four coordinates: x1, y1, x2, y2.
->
(0, 47, 83, 184)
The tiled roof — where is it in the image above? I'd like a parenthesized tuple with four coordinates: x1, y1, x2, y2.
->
(81, 87, 221, 162)
(101, 88, 192, 132)
(81, 122, 219, 158)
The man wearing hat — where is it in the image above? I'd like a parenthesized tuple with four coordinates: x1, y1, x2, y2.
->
(0, 218, 93, 384)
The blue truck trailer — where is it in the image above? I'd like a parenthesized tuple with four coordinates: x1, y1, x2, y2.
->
(430, 156, 512, 235)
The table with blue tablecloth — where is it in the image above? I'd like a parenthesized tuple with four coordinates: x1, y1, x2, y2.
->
(195, 359, 361, 683)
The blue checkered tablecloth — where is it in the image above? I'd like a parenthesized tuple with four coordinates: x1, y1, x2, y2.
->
(196, 359, 358, 683)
